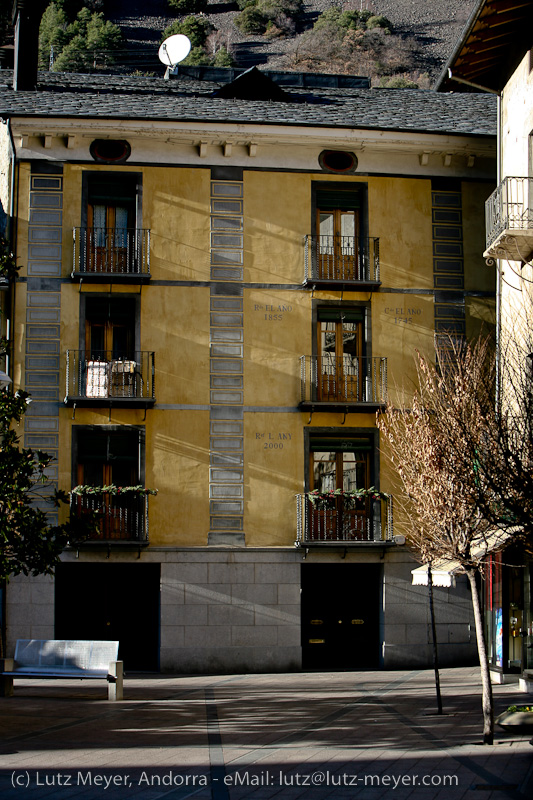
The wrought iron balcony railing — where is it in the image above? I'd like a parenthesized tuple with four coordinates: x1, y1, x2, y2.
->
(72, 227, 150, 281)
(299, 355, 387, 406)
(65, 351, 155, 406)
(296, 493, 393, 545)
(304, 235, 380, 285)
(70, 492, 149, 544)
(485, 177, 533, 261)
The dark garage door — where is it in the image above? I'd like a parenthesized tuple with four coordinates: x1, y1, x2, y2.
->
(55, 563, 160, 672)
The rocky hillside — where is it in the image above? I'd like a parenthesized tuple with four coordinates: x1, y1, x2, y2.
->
(106, 0, 477, 83)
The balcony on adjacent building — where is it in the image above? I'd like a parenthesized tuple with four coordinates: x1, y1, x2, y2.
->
(299, 355, 387, 412)
(70, 491, 149, 546)
(296, 492, 393, 546)
(72, 227, 151, 282)
(485, 177, 533, 262)
(304, 235, 380, 288)
(64, 350, 156, 408)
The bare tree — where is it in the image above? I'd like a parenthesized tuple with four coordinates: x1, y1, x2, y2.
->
(377, 336, 508, 745)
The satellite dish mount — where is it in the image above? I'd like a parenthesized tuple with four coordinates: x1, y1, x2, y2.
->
(158, 34, 192, 79)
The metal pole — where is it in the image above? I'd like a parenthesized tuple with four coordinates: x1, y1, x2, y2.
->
(428, 565, 443, 714)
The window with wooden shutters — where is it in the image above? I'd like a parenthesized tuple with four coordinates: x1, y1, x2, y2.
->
(317, 308, 364, 402)
(72, 172, 150, 281)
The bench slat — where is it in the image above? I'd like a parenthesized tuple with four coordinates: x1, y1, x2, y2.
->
(2, 671, 110, 679)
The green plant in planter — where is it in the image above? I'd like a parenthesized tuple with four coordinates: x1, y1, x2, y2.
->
(496, 704, 533, 732)
(71, 485, 158, 496)
(306, 487, 388, 509)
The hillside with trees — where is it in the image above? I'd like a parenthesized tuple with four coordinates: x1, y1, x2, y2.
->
(0, 0, 478, 86)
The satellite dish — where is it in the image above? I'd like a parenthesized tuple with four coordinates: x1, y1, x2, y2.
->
(158, 34, 191, 68)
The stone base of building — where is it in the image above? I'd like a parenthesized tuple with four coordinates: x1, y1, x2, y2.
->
(5, 546, 477, 673)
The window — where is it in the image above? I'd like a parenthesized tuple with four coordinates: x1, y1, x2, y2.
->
(87, 174, 136, 273)
(72, 427, 147, 542)
(316, 189, 360, 281)
(311, 441, 370, 494)
(305, 182, 379, 286)
(301, 433, 382, 542)
(65, 293, 155, 406)
(85, 296, 136, 360)
(317, 307, 365, 402)
(73, 172, 149, 280)
(75, 428, 141, 488)
(83, 296, 137, 399)
(300, 303, 386, 408)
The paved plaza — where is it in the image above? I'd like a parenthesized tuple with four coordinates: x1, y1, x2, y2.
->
(0, 667, 532, 799)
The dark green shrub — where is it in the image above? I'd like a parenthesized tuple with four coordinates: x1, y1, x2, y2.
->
(313, 8, 392, 36)
(180, 45, 235, 67)
(259, 0, 302, 17)
(213, 46, 235, 67)
(235, 0, 302, 36)
(162, 15, 214, 48)
(234, 5, 268, 35)
(182, 45, 211, 65)
(366, 15, 392, 33)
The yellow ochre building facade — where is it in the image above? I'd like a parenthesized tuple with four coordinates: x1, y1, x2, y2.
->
(0, 61, 496, 673)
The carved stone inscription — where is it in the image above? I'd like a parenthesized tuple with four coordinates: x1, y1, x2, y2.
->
(256, 432, 292, 450)
(254, 303, 293, 321)
(384, 306, 422, 325)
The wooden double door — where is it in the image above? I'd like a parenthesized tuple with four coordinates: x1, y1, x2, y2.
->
(317, 309, 365, 402)
(317, 203, 360, 281)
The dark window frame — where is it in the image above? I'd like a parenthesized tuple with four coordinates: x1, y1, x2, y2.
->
(71, 425, 146, 489)
(81, 170, 143, 231)
(311, 299, 371, 362)
(78, 292, 141, 354)
(311, 180, 369, 242)
(303, 427, 379, 493)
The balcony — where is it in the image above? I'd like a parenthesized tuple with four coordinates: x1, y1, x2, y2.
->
(64, 351, 156, 409)
(485, 177, 533, 262)
(299, 355, 387, 413)
(296, 492, 394, 546)
(304, 235, 380, 289)
(72, 227, 151, 283)
(70, 491, 149, 547)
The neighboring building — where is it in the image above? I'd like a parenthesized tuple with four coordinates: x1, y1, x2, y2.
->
(0, 21, 497, 672)
(437, 0, 533, 686)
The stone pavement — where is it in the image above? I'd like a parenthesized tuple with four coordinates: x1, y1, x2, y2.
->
(0, 667, 532, 800)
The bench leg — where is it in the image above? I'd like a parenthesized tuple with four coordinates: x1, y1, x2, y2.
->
(0, 659, 14, 697)
(108, 661, 123, 701)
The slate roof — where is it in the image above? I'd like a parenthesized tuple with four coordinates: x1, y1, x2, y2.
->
(0, 69, 496, 137)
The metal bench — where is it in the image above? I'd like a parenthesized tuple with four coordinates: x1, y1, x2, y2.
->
(0, 639, 123, 701)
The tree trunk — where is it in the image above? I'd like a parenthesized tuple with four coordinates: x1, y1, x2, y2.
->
(466, 568, 494, 745)
(428, 566, 443, 714)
